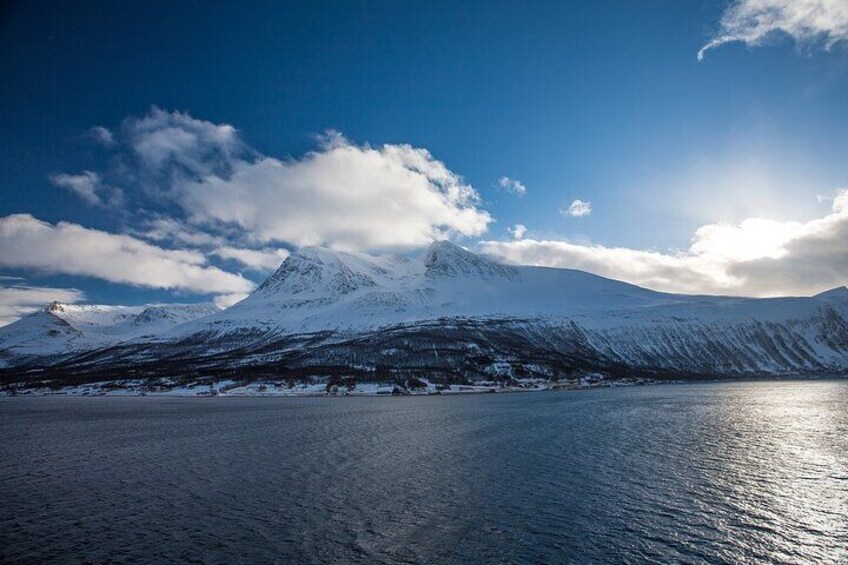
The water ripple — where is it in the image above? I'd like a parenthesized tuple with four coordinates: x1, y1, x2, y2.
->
(1, 380, 846, 564)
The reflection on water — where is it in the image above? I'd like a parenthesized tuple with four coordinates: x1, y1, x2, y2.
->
(1, 381, 846, 564)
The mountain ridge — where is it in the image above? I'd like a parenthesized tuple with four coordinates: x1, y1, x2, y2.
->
(0, 302, 219, 367)
(1, 241, 847, 385)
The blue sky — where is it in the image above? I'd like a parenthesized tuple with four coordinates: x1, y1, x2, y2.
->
(1, 0, 847, 323)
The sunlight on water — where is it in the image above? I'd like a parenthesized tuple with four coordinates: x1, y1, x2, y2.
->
(695, 383, 848, 563)
(1, 380, 846, 564)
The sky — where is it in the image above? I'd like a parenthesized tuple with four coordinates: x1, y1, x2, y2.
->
(1, 0, 847, 324)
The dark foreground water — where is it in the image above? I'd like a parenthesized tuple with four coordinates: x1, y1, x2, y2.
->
(1, 381, 846, 564)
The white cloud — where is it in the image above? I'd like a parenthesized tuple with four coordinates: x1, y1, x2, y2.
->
(139, 217, 226, 247)
(699, 0, 848, 60)
(508, 224, 527, 240)
(49, 171, 103, 206)
(816, 189, 848, 209)
(498, 176, 527, 197)
(0, 283, 86, 326)
(52, 110, 494, 256)
(124, 107, 241, 176)
(481, 189, 848, 297)
(89, 126, 115, 146)
(212, 246, 289, 272)
(561, 199, 592, 218)
(172, 131, 492, 251)
(482, 238, 723, 294)
(138, 218, 289, 271)
(834, 188, 848, 212)
(213, 292, 250, 309)
(49, 171, 125, 208)
(0, 214, 254, 295)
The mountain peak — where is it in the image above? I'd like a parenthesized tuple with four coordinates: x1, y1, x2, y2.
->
(815, 286, 848, 298)
(423, 240, 519, 279)
(815, 286, 848, 312)
(45, 301, 66, 313)
(256, 245, 385, 297)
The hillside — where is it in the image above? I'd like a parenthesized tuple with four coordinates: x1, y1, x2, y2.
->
(2, 242, 847, 390)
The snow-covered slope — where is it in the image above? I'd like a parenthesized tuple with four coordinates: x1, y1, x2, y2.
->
(3, 242, 847, 379)
(162, 241, 683, 338)
(0, 302, 218, 366)
(92, 242, 848, 378)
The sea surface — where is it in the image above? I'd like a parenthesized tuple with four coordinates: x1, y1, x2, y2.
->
(1, 380, 846, 564)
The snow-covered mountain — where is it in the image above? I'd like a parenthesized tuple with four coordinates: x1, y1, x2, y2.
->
(0, 302, 219, 367)
(2, 241, 847, 381)
(159, 241, 680, 338)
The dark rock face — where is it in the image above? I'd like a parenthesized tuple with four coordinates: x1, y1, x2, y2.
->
(6, 310, 847, 388)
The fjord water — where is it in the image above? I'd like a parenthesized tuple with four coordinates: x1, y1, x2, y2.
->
(1, 382, 846, 564)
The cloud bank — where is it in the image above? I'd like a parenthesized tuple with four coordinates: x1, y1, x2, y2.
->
(699, 0, 848, 60)
(175, 137, 492, 251)
(482, 189, 848, 297)
(109, 109, 493, 252)
(0, 214, 254, 295)
(211, 246, 290, 272)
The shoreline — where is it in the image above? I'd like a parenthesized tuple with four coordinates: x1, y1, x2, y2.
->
(3, 375, 845, 398)
(2, 375, 666, 398)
